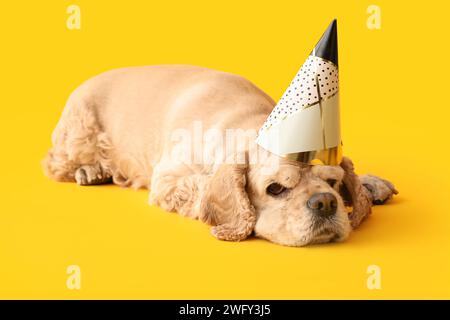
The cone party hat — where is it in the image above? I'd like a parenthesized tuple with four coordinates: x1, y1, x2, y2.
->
(256, 19, 342, 165)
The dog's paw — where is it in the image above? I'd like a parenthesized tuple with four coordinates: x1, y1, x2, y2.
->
(75, 165, 111, 186)
(360, 175, 398, 205)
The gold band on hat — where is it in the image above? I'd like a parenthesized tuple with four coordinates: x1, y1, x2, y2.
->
(282, 143, 343, 166)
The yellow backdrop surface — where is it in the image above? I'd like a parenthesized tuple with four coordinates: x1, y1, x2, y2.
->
(1, 0, 449, 299)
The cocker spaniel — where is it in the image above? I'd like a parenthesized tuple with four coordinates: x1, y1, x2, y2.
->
(43, 65, 397, 246)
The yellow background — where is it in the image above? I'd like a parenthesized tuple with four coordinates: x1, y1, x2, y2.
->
(1, 0, 449, 299)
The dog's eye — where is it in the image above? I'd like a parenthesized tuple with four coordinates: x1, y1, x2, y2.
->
(266, 183, 287, 196)
(326, 179, 337, 188)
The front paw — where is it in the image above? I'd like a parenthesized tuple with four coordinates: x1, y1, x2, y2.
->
(360, 175, 398, 205)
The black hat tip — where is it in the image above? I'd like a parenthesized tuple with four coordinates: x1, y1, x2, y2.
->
(313, 19, 339, 66)
(326, 19, 337, 37)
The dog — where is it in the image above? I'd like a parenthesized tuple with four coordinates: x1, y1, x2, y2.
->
(43, 65, 398, 246)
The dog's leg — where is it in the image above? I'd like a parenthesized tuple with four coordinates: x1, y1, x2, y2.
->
(360, 175, 398, 205)
(42, 97, 113, 184)
(149, 162, 208, 218)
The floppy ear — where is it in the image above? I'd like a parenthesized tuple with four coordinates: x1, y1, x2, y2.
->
(339, 157, 372, 229)
(199, 163, 256, 241)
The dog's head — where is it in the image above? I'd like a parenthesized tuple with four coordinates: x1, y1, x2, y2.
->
(200, 152, 371, 246)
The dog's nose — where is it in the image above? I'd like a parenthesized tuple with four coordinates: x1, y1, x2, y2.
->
(307, 192, 337, 217)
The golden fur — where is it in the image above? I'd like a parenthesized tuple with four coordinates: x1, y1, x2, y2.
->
(43, 65, 397, 246)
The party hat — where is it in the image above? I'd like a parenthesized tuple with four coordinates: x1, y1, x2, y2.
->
(256, 19, 343, 165)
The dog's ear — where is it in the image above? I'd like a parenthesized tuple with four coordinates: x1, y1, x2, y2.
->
(339, 157, 372, 229)
(199, 163, 256, 241)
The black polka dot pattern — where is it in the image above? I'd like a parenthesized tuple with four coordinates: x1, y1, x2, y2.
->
(317, 58, 339, 97)
(260, 56, 339, 132)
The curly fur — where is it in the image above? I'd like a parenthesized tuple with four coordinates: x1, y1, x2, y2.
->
(43, 97, 113, 182)
(200, 164, 256, 241)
